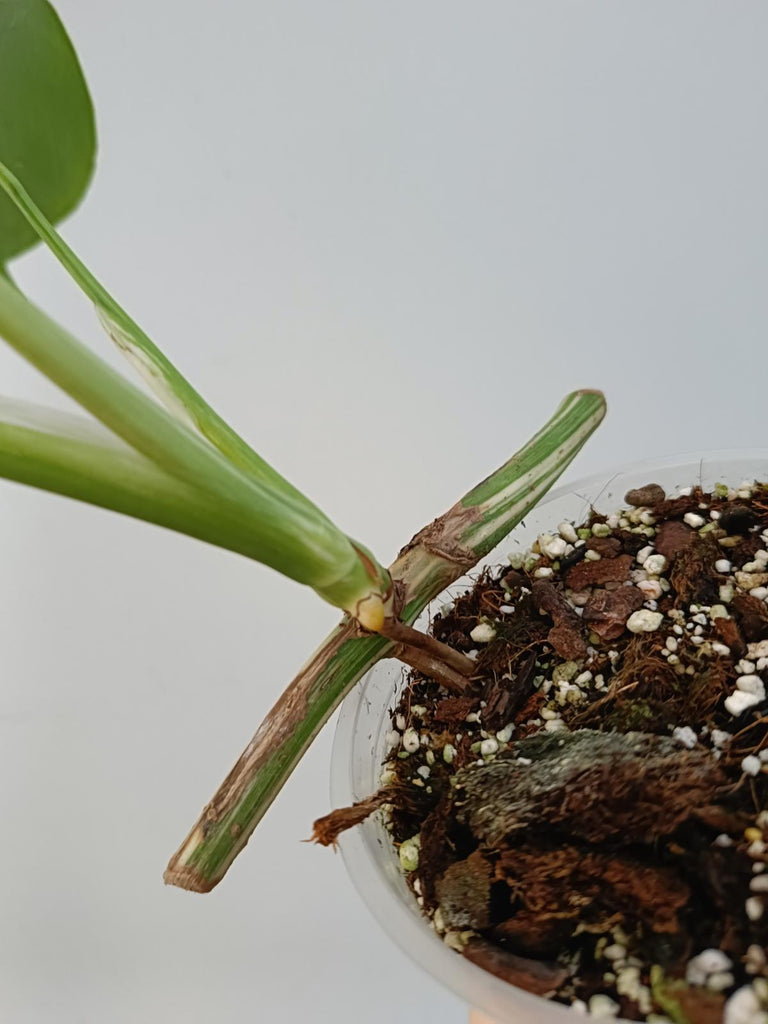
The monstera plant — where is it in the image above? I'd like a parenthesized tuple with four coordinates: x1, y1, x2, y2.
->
(0, 0, 605, 892)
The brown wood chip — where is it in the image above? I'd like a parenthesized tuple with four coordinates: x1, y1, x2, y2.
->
(582, 586, 645, 641)
(654, 520, 695, 562)
(566, 554, 633, 590)
(462, 938, 570, 997)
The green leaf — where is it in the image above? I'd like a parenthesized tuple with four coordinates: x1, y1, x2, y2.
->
(0, 0, 95, 265)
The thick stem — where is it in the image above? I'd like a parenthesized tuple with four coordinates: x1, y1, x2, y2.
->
(165, 390, 606, 892)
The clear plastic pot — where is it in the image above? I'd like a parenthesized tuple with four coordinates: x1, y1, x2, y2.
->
(331, 450, 768, 1024)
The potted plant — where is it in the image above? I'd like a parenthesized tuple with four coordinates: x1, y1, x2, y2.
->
(4, 7, 767, 1024)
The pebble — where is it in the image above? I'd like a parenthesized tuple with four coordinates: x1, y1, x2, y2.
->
(626, 609, 664, 633)
(684, 512, 706, 528)
(625, 484, 665, 506)
(469, 622, 496, 644)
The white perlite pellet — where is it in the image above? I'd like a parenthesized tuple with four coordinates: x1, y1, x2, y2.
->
(725, 690, 763, 716)
(686, 948, 733, 986)
(626, 609, 664, 633)
(737, 676, 766, 699)
(724, 985, 768, 1024)
(469, 622, 496, 644)
(480, 738, 499, 756)
(716, 558, 733, 573)
(643, 554, 668, 576)
(637, 545, 655, 564)
(711, 729, 733, 748)
(539, 534, 568, 559)
(558, 521, 578, 543)
(399, 837, 419, 872)
(673, 726, 698, 749)
(684, 512, 706, 528)
(638, 579, 663, 601)
(588, 994, 620, 1019)
(746, 897, 764, 921)
(742, 755, 762, 777)
(402, 728, 420, 753)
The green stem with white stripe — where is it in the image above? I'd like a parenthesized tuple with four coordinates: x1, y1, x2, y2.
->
(0, 400, 322, 563)
(165, 389, 606, 893)
(0, 274, 386, 614)
(0, 160, 325, 518)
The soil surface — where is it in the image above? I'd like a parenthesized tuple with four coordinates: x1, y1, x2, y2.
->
(316, 480, 768, 1023)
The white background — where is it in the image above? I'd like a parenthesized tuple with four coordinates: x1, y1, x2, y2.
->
(1, 2, 766, 1021)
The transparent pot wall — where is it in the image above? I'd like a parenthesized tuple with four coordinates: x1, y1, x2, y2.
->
(331, 451, 768, 1024)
